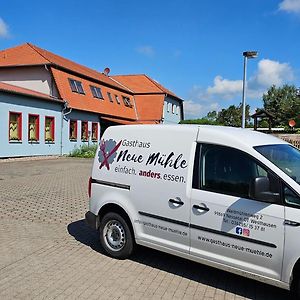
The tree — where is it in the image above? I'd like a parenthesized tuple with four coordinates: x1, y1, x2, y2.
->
(216, 104, 250, 127)
(262, 85, 300, 127)
(181, 104, 250, 127)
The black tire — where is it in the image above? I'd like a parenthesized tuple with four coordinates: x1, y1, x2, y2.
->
(99, 212, 134, 259)
(291, 275, 300, 300)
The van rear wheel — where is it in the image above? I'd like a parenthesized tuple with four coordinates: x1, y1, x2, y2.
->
(99, 212, 134, 259)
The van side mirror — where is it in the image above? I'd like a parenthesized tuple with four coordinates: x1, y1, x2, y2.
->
(249, 177, 280, 203)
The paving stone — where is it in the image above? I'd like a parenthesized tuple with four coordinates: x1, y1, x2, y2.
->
(0, 157, 291, 300)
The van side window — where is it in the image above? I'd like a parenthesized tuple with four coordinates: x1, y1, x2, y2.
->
(284, 186, 300, 206)
(193, 143, 279, 199)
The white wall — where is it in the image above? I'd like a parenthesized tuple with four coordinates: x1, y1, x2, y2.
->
(0, 66, 59, 98)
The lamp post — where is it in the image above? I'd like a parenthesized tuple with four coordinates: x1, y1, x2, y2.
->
(242, 51, 258, 128)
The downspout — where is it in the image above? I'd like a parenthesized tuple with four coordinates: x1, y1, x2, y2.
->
(60, 101, 72, 155)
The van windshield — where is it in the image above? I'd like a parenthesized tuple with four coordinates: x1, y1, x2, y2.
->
(254, 144, 300, 185)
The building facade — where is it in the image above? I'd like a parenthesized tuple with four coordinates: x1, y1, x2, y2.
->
(0, 43, 184, 158)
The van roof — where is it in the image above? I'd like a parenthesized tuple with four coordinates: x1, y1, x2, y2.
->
(108, 124, 287, 149)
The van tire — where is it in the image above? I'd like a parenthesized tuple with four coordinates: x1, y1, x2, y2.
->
(291, 275, 300, 299)
(99, 212, 134, 259)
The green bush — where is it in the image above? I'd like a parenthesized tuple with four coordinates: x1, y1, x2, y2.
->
(68, 144, 98, 158)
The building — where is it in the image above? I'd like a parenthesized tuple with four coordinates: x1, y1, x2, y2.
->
(0, 43, 183, 158)
(112, 74, 183, 125)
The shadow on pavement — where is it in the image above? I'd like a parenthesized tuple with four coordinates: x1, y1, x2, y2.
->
(68, 219, 291, 300)
(67, 219, 104, 254)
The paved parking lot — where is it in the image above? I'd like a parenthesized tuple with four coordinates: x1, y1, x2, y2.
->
(0, 157, 291, 299)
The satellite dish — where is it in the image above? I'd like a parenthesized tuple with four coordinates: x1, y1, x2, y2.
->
(289, 119, 296, 128)
(103, 67, 110, 76)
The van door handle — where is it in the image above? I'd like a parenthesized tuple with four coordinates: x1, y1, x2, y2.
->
(169, 198, 184, 206)
(284, 220, 300, 227)
(193, 204, 210, 212)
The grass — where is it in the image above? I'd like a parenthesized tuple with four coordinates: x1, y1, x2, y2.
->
(68, 144, 98, 158)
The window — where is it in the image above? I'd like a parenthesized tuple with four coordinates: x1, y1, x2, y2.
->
(122, 96, 132, 107)
(193, 143, 277, 199)
(285, 186, 300, 206)
(176, 106, 180, 115)
(107, 92, 113, 102)
(115, 95, 120, 104)
(69, 120, 77, 140)
(167, 103, 171, 113)
(45, 117, 55, 142)
(90, 85, 103, 99)
(9, 112, 22, 141)
(92, 122, 98, 141)
(81, 121, 88, 141)
(68, 79, 85, 94)
(28, 114, 39, 142)
(255, 144, 300, 185)
(172, 104, 176, 114)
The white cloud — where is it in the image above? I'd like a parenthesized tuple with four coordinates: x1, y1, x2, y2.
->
(184, 59, 295, 119)
(183, 100, 203, 118)
(279, 0, 300, 13)
(252, 59, 294, 87)
(204, 59, 294, 100)
(136, 45, 155, 57)
(207, 76, 242, 98)
(0, 18, 9, 38)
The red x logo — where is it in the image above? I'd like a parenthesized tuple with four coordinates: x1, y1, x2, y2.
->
(99, 140, 122, 170)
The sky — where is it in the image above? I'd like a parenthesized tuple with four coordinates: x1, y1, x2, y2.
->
(1, 0, 300, 119)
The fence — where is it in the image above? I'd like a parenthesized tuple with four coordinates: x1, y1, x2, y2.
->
(275, 134, 300, 149)
(282, 139, 300, 149)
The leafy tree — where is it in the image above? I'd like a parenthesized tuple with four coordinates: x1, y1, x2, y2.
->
(180, 116, 218, 125)
(181, 104, 250, 127)
(216, 104, 250, 127)
(262, 85, 300, 127)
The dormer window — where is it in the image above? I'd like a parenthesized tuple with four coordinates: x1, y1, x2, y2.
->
(115, 95, 120, 104)
(122, 96, 132, 107)
(69, 79, 85, 94)
(90, 85, 103, 99)
(107, 92, 113, 102)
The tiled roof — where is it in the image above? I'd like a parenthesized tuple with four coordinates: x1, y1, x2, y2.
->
(51, 68, 137, 120)
(101, 116, 157, 125)
(134, 94, 165, 122)
(0, 43, 182, 124)
(112, 74, 182, 100)
(0, 81, 61, 102)
(0, 43, 129, 92)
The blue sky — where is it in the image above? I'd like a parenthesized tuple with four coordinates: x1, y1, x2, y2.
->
(1, 0, 300, 119)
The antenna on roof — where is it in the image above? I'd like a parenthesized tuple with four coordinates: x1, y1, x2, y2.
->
(103, 67, 110, 76)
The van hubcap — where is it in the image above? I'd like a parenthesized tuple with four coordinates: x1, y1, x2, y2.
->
(103, 220, 125, 251)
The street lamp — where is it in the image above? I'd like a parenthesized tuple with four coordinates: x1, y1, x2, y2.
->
(242, 51, 258, 128)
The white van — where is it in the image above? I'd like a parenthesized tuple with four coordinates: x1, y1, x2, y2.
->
(86, 125, 300, 296)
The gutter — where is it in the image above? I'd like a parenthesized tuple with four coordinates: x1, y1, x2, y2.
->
(60, 101, 72, 155)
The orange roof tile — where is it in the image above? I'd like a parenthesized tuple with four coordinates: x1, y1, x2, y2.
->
(112, 74, 182, 100)
(0, 43, 129, 92)
(101, 116, 157, 125)
(0, 43, 182, 124)
(51, 68, 137, 120)
(0, 81, 62, 102)
(134, 94, 165, 122)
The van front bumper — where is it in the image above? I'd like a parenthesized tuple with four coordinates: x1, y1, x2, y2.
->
(85, 211, 99, 230)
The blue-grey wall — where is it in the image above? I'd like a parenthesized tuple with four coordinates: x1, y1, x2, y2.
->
(0, 93, 101, 158)
(163, 96, 182, 124)
(0, 93, 62, 158)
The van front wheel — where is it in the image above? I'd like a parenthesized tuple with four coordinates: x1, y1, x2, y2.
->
(99, 212, 134, 259)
